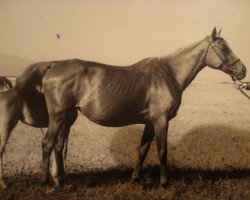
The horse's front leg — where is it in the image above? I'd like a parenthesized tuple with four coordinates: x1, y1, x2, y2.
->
(131, 122, 155, 182)
(153, 115, 169, 187)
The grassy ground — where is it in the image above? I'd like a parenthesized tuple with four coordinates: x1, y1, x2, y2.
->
(1, 167, 249, 200)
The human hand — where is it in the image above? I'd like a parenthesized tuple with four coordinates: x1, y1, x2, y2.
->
(233, 81, 247, 89)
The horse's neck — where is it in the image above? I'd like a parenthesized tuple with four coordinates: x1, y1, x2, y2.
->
(164, 38, 208, 91)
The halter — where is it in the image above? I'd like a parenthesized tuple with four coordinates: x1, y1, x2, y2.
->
(205, 40, 250, 101)
(205, 40, 241, 74)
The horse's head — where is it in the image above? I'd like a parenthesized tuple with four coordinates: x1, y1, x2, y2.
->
(205, 27, 246, 80)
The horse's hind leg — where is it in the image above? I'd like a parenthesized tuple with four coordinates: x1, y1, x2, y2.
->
(41, 117, 64, 185)
(51, 131, 69, 182)
(0, 117, 19, 189)
(51, 110, 76, 186)
(51, 124, 70, 186)
(131, 122, 155, 182)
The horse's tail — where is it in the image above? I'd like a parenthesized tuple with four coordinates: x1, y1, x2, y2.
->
(15, 62, 51, 93)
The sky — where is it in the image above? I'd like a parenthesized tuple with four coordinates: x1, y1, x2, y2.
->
(0, 0, 250, 80)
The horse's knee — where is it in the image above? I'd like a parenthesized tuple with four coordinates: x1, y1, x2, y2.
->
(42, 139, 54, 154)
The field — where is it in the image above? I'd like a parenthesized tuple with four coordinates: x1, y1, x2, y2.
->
(1, 82, 250, 199)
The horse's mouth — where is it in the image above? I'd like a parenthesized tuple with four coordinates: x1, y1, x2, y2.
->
(231, 72, 245, 81)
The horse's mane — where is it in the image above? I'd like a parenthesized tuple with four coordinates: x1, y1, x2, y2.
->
(15, 62, 51, 93)
(162, 37, 208, 60)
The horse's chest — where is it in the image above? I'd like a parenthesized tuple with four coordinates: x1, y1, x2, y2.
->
(148, 83, 181, 120)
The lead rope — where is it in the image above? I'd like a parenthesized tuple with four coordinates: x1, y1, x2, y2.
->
(231, 75, 250, 100)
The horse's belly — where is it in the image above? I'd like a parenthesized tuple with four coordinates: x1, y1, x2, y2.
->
(77, 74, 149, 126)
(78, 101, 148, 127)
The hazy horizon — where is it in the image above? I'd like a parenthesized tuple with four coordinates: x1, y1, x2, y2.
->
(0, 0, 250, 80)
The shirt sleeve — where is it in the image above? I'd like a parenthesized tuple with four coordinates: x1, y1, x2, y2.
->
(246, 82, 250, 90)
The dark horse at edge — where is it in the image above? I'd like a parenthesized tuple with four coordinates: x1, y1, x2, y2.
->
(0, 77, 13, 91)
(14, 28, 246, 187)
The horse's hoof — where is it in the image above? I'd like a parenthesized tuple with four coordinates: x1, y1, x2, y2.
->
(130, 177, 141, 185)
(0, 181, 7, 189)
(130, 179, 141, 186)
(52, 176, 65, 187)
(40, 179, 50, 187)
(160, 180, 169, 189)
(40, 182, 47, 187)
(45, 187, 56, 194)
(130, 175, 140, 185)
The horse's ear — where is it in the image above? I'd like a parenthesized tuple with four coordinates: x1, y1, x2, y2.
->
(217, 28, 222, 37)
(210, 27, 217, 41)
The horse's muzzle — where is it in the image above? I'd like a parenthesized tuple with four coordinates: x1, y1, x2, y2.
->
(232, 64, 246, 80)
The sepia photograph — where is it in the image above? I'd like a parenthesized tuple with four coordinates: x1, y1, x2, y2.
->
(0, 0, 249, 199)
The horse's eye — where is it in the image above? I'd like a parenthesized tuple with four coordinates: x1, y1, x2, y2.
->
(221, 44, 228, 51)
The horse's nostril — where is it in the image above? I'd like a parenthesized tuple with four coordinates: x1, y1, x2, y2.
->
(243, 66, 246, 74)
